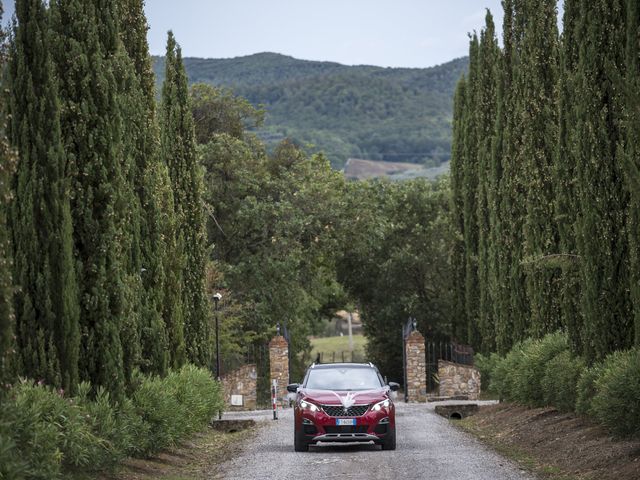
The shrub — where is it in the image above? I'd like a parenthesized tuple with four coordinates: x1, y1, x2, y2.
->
(509, 333, 569, 407)
(575, 363, 603, 416)
(541, 350, 586, 412)
(475, 352, 501, 394)
(591, 348, 640, 437)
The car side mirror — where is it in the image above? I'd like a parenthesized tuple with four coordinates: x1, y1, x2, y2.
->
(388, 382, 400, 391)
(286, 383, 299, 393)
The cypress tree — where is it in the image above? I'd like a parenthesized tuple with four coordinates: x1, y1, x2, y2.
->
(161, 32, 210, 367)
(499, 0, 531, 347)
(0, 3, 18, 385)
(51, 0, 127, 395)
(623, 0, 640, 345)
(573, 0, 632, 359)
(475, 11, 500, 352)
(519, 0, 561, 337)
(9, 0, 80, 391)
(554, 0, 583, 351)
(462, 34, 481, 348)
(450, 76, 468, 343)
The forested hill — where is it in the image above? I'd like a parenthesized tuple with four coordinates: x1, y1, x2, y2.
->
(152, 52, 468, 168)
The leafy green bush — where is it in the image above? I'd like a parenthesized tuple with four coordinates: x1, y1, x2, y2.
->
(575, 363, 603, 416)
(509, 333, 569, 406)
(0, 366, 223, 478)
(475, 352, 501, 394)
(541, 350, 585, 412)
(591, 348, 640, 437)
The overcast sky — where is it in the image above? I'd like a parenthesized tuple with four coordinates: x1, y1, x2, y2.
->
(2, 1, 564, 68)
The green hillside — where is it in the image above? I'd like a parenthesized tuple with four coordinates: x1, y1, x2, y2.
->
(152, 53, 467, 168)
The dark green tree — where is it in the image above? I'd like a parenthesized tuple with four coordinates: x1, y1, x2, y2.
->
(449, 76, 468, 343)
(475, 11, 500, 352)
(0, 3, 18, 386)
(462, 34, 481, 347)
(9, 0, 80, 391)
(161, 32, 210, 367)
(554, 0, 583, 351)
(573, 0, 632, 358)
(519, 0, 560, 337)
(51, 0, 128, 395)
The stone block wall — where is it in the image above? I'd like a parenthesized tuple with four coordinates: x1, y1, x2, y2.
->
(221, 364, 257, 410)
(437, 360, 481, 400)
(269, 335, 289, 406)
(405, 330, 427, 402)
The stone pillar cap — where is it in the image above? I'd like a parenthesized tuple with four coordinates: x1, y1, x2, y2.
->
(269, 335, 288, 347)
(406, 330, 425, 342)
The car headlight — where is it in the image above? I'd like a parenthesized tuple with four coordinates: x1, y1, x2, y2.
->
(372, 399, 391, 411)
(299, 399, 319, 412)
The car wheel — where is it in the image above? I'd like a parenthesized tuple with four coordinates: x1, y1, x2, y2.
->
(381, 426, 396, 451)
(294, 426, 309, 452)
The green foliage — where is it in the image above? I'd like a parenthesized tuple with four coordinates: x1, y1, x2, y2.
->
(575, 363, 603, 416)
(0, 366, 223, 478)
(474, 352, 501, 394)
(161, 32, 211, 368)
(591, 348, 640, 437)
(541, 350, 585, 412)
(153, 53, 467, 167)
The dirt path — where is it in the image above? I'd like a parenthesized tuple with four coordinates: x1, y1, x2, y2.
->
(211, 401, 533, 480)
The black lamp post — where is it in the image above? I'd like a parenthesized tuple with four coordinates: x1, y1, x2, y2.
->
(213, 292, 222, 419)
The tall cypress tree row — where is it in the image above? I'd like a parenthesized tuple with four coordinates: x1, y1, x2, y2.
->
(0, 3, 18, 386)
(462, 34, 481, 348)
(519, 0, 560, 337)
(475, 11, 500, 352)
(573, 0, 632, 359)
(450, 76, 468, 343)
(161, 32, 210, 367)
(9, 0, 80, 391)
(554, 0, 583, 351)
(51, 0, 127, 395)
(623, 0, 640, 345)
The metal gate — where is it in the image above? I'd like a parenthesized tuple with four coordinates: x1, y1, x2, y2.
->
(425, 342, 474, 392)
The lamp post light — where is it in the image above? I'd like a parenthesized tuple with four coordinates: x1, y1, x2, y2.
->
(212, 292, 222, 420)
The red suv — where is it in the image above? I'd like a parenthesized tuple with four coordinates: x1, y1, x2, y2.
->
(287, 362, 399, 452)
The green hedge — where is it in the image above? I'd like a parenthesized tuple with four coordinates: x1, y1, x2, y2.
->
(483, 332, 640, 438)
(0, 365, 223, 479)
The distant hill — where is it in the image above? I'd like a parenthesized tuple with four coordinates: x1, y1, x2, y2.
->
(152, 52, 468, 169)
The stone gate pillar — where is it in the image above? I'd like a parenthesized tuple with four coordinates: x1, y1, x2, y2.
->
(405, 330, 427, 402)
(269, 335, 289, 406)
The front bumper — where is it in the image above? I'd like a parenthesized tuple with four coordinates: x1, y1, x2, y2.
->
(296, 404, 395, 444)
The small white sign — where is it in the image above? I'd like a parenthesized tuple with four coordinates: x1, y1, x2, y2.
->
(230, 394, 243, 406)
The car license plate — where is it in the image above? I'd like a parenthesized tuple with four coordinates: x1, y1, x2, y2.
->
(336, 418, 356, 426)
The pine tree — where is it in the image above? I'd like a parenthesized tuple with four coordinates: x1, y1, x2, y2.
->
(450, 76, 468, 343)
(161, 32, 210, 367)
(623, 0, 640, 345)
(475, 11, 500, 352)
(9, 0, 80, 391)
(573, 0, 632, 359)
(51, 0, 128, 395)
(554, 0, 583, 351)
(519, 0, 561, 337)
(0, 3, 18, 386)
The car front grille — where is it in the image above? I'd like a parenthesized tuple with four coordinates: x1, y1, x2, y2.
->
(324, 425, 369, 434)
(321, 404, 369, 417)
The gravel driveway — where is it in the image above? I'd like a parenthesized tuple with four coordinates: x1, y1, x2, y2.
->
(210, 401, 533, 480)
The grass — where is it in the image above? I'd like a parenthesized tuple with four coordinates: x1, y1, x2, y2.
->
(309, 334, 367, 362)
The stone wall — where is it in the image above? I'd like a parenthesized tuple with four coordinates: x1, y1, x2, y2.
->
(437, 360, 481, 400)
(405, 330, 427, 402)
(221, 364, 257, 410)
(269, 335, 289, 406)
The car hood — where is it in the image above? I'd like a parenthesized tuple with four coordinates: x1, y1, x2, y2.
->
(300, 388, 389, 405)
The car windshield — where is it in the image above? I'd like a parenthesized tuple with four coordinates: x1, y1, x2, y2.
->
(305, 367, 383, 391)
